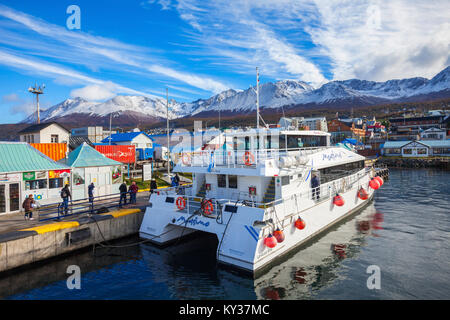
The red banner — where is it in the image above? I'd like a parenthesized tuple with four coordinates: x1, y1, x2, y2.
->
(95, 145, 136, 163)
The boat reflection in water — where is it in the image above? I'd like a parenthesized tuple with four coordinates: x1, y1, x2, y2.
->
(251, 202, 384, 300)
(138, 201, 384, 300)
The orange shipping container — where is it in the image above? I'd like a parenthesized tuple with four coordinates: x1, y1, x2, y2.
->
(30, 143, 67, 161)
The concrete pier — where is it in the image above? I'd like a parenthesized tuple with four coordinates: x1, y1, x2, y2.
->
(0, 192, 150, 274)
(0, 208, 144, 274)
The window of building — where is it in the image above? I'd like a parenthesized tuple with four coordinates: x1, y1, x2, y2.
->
(228, 175, 237, 189)
(51, 135, 59, 143)
(217, 174, 226, 188)
(417, 148, 427, 155)
(25, 179, 47, 190)
(49, 178, 64, 189)
(403, 148, 412, 154)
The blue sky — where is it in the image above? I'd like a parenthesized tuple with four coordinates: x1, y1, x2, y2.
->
(0, 0, 449, 123)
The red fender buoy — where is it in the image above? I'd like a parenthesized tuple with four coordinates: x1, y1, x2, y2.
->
(273, 229, 285, 243)
(369, 178, 380, 190)
(295, 217, 306, 230)
(374, 176, 383, 186)
(264, 234, 277, 248)
(357, 187, 369, 200)
(333, 194, 345, 206)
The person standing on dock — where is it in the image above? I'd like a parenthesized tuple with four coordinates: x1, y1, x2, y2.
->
(129, 181, 138, 204)
(88, 182, 95, 211)
(119, 181, 128, 208)
(22, 194, 35, 220)
(60, 183, 71, 215)
(150, 179, 157, 195)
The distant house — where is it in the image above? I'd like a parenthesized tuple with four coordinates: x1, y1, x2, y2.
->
(420, 128, 446, 140)
(101, 132, 153, 149)
(279, 117, 328, 132)
(71, 126, 116, 143)
(18, 122, 70, 145)
(388, 115, 447, 140)
(382, 140, 450, 157)
(327, 119, 366, 144)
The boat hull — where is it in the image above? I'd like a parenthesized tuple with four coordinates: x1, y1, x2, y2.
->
(139, 175, 376, 275)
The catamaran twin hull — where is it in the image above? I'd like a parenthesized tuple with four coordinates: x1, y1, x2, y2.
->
(139, 172, 378, 275)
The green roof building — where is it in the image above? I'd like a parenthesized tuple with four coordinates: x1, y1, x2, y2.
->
(0, 142, 71, 214)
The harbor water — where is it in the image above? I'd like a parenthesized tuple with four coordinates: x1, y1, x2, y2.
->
(2, 169, 449, 300)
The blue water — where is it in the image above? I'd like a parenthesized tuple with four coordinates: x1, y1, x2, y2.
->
(2, 169, 450, 300)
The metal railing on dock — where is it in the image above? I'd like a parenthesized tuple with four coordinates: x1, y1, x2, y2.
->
(35, 192, 142, 222)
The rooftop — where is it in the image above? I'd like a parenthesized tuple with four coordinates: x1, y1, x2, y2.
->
(64, 143, 122, 167)
(18, 122, 69, 134)
(101, 131, 153, 143)
(0, 142, 70, 173)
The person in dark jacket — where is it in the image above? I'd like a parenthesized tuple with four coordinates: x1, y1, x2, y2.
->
(174, 173, 180, 186)
(129, 181, 138, 204)
(22, 194, 35, 220)
(61, 184, 71, 214)
(150, 179, 157, 194)
(119, 182, 127, 208)
(311, 173, 320, 200)
(88, 183, 95, 211)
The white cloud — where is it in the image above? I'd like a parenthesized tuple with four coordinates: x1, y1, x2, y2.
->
(10, 101, 35, 115)
(1, 93, 20, 103)
(0, 4, 230, 94)
(172, 0, 449, 83)
(308, 0, 450, 81)
(70, 83, 117, 101)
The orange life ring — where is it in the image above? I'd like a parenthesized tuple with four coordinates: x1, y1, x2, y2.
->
(243, 151, 255, 166)
(176, 196, 186, 210)
(202, 200, 214, 215)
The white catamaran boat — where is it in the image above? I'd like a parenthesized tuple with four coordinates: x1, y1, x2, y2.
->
(139, 126, 384, 275)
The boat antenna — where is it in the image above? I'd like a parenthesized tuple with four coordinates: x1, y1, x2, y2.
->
(256, 67, 260, 130)
(166, 88, 170, 179)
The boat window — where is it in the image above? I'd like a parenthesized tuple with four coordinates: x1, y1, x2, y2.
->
(279, 135, 286, 150)
(228, 175, 237, 189)
(217, 174, 226, 188)
(319, 160, 364, 183)
(281, 176, 290, 186)
(245, 136, 250, 150)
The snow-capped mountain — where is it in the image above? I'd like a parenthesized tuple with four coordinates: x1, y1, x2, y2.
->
(21, 66, 449, 124)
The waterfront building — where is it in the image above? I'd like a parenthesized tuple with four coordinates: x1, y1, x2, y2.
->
(71, 126, 116, 143)
(328, 119, 365, 144)
(388, 115, 448, 141)
(62, 143, 123, 200)
(0, 142, 71, 214)
(382, 139, 450, 157)
(279, 117, 328, 132)
(420, 127, 447, 140)
(18, 122, 70, 146)
(102, 132, 153, 149)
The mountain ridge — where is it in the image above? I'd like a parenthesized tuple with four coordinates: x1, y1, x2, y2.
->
(22, 66, 450, 125)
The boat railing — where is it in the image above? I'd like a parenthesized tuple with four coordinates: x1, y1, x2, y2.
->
(177, 146, 331, 169)
(155, 168, 370, 218)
